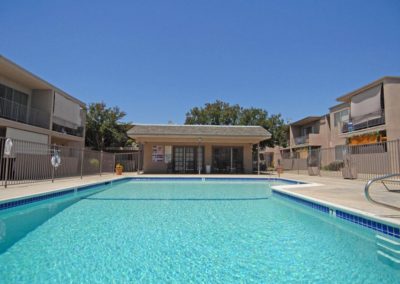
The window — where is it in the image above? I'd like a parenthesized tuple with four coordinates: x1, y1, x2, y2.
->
(302, 126, 313, 136)
(0, 84, 28, 105)
(334, 109, 349, 127)
(212, 146, 243, 173)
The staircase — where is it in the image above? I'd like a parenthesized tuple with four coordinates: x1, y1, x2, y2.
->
(376, 234, 400, 268)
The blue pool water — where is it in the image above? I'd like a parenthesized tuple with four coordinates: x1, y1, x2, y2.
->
(0, 179, 399, 283)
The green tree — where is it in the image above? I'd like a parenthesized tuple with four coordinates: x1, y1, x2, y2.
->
(185, 100, 288, 148)
(85, 102, 132, 150)
(185, 100, 241, 125)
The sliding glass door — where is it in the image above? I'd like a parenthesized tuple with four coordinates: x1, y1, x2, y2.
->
(173, 146, 204, 173)
(212, 146, 244, 173)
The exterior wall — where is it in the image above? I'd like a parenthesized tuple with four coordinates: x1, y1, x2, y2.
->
(384, 81, 400, 141)
(288, 116, 330, 151)
(0, 57, 86, 147)
(0, 75, 32, 96)
(329, 104, 349, 148)
(31, 89, 53, 127)
(262, 146, 282, 168)
(142, 141, 254, 174)
(6, 127, 48, 144)
(289, 125, 300, 147)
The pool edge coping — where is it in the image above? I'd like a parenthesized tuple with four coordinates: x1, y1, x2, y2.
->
(271, 184, 400, 235)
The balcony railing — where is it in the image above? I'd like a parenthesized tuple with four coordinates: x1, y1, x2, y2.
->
(0, 97, 50, 129)
(294, 135, 309, 145)
(52, 115, 84, 137)
(342, 110, 385, 134)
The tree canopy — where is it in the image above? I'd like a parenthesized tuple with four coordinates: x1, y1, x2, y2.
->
(85, 102, 132, 150)
(185, 100, 288, 147)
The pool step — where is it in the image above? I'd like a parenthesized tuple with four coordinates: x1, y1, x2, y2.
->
(376, 234, 400, 268)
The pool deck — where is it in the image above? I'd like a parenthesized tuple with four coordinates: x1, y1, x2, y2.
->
(0, 172, 399, 226)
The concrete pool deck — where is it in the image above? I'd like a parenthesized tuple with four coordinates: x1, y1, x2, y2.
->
(0, 172, 399, 226)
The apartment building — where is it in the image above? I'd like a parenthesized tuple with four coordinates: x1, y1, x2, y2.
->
(282, 114, 331, 159)
(334, 76, 400, 144)
(0, 55, 85, 147)
(283, 76, 400, 153)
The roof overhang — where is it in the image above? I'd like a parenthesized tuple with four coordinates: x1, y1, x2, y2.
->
(290, 116, 321, 126)
(0, 55, 85, 107)
(128, 124, 271, 144)
(336, 76, 400, 103)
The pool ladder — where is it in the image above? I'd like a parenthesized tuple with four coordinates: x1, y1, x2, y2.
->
(365, 174, 400, 211)
(376, 234, 400, 268)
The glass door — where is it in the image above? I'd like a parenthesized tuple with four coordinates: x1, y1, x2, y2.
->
(184, 147, 195, 173)
(212, 146, 244, 173)
(173, 146, 203, 173)
(173, 147, 185, 172)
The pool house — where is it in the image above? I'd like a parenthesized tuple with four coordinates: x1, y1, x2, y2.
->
(127, 124, 271, 174)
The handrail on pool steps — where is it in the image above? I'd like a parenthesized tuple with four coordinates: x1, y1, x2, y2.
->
(365, 173, 400, 211)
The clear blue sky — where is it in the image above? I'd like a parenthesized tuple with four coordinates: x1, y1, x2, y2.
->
(1, 0, 399, 124)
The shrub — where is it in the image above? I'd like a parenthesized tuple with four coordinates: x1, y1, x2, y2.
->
(322, 161, 344, 171)
(90, 158, 100, 169)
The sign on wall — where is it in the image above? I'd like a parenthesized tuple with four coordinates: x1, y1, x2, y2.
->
(152, 145, 164, 162)
(165, 146, 172, 163)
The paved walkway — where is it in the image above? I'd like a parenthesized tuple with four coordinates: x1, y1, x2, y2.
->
(0, 173, 135, 202)
(277, 173, 400, 225)
(0, 172, 399, 226)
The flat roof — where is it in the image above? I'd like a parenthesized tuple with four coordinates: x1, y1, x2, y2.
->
(0, 55, 85, 107)
(128, 124, 271, 139)
(336, 76, 400, 103)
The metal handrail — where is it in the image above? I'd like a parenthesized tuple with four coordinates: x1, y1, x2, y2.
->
(364, 173, 400, 211)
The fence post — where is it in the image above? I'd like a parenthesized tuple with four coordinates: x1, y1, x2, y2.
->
(257, 144, 260, 175)
(134, 153, 136, 173)
(51, 144, 55, 183)
(100, 150, 103, 176)
(397, 139, 400, 174)
(137, 145, 141, 174)
(4, 157, 9, 188)
(113, 153, 117, 175)
(318, 148, 321, 176)
(80, 149, 84, 179)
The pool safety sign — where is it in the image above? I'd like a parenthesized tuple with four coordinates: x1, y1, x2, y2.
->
(152, 145, 164, 162)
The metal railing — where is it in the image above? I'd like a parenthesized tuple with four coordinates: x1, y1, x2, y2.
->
(365, 174, 400, 211)
(342, 110, 385, 133)
(294, 135, 309, 145)
(115, 152, 139, 172)
(0, 137, 139, 187)
(281, 139, 400, 180)
(0, 97, 50, 129)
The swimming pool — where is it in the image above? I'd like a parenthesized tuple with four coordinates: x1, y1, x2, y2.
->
(0, 178, 399, 283)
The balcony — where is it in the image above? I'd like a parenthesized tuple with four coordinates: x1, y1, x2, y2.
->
(342, 110, 385, 134)
(294, 135, 309, 145)
(0, 97, 50, 129)
(52, 116, 84, 137)
(293, 133, 323, 146)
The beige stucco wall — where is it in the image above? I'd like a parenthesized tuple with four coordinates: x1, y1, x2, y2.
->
(142, 141, 254, 174)
(289, 116, 331, 149)
(384, 82, 400, 141)
(329, 105, 349, 148)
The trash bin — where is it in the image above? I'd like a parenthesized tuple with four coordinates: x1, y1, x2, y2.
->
(206, 165, 211, 174)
